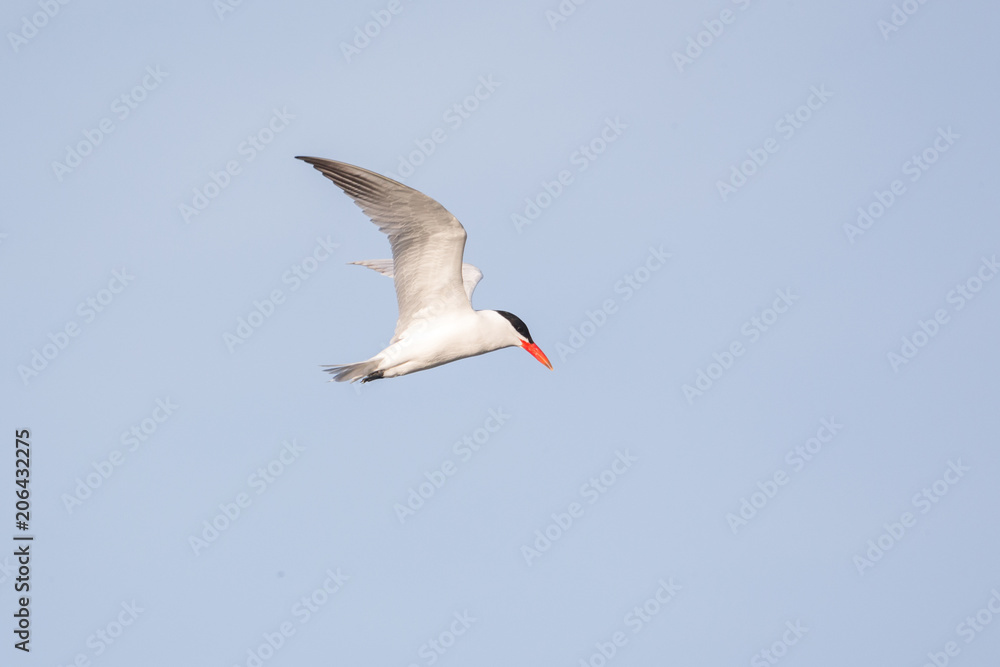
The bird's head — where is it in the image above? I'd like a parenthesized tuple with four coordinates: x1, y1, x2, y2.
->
(492, 310, 553, 370)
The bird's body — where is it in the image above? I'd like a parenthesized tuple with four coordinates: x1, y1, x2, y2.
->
(333, 308, 527, 382)
(297, 157, 552, 383)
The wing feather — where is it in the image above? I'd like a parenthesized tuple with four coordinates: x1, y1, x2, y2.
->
(297, 157, 472, 340)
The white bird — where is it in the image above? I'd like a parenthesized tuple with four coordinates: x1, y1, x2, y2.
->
(297, 157, 553, 383)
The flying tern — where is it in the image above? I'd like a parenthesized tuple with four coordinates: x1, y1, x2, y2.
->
(297, 157, 553, 383)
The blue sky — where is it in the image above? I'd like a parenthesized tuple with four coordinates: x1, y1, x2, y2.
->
(2, 1, 1000, 665)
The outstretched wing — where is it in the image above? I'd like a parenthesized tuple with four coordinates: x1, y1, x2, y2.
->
(351, 259, 484, 303)
(297, 157, 472, 340)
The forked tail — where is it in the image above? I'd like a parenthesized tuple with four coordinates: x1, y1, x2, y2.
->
(321, 359, 382, 383)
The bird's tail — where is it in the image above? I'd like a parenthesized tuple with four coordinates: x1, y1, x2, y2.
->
(321, 359, 382, 383)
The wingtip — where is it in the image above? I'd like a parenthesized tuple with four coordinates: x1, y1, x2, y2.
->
(296, 155, 330, 167)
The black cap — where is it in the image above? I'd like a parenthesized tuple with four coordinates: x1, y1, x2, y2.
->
(494, 310, 535, 344)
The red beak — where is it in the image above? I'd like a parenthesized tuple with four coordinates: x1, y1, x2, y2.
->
(521, 341, 553, 370)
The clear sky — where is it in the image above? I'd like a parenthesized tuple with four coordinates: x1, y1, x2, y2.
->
(3, 1, 1000, 665)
